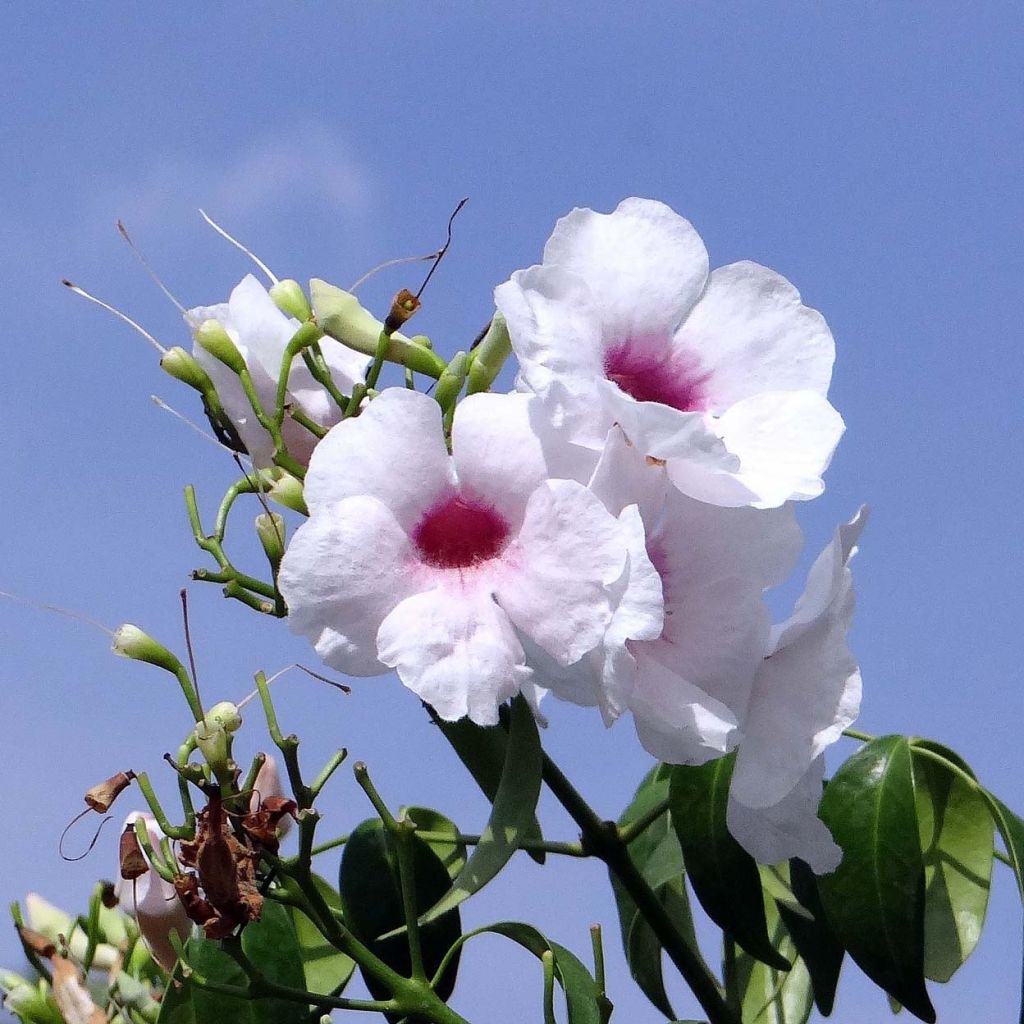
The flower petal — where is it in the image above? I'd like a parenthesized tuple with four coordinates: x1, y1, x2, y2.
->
(496, 480, 626, 665)
(730, 508, 867, 809)
(727, 758, 842, 872)
(713, 390, 845, 507)
(542, 198, 709, 338)
(377, 587, 531, 726)
(629, 647, 739, 764)
(279, 495, 419, 676)
(673, 261, 835, 410)
(303, 389, 452, 527)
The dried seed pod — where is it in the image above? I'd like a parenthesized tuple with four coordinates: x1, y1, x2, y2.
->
(84, 770, 135, 814)
(119, 825, 149, 881)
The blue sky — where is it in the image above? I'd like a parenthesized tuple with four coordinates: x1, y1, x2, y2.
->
(1, 4, 1022, 1021)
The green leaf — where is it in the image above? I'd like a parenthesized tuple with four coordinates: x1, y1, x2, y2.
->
(421, 694, 543, 922)
(433, 708, 546, 863)
(729, 899, 813, 1024)
(286, 874, 356, 997)
(610, 766, 709, 1019)
(979, 790, 1024, 1024)
(669, 756, 789, 971)
(910, 740, 994, 982)
(402, 806, 468, 880)
(157, 901, 308, 1024)
(339, 818, 462, 1007)
(817, 735, 935, 1022)
(776, 859, 844, 1015)
(442, 921, 604, 1024)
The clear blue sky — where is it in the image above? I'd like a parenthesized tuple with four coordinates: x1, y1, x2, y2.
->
(1, 5, 1021, 1021)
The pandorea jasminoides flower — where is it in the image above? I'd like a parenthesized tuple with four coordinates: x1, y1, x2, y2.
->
(279, 388, 643, 725)
(116, 813, 191, 972)
(495, 198, 844, 509)
(186, 275, 369, 467)
(727, 508, 867, 872)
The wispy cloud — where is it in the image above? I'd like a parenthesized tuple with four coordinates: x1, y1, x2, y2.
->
(91, 122, 372, 235)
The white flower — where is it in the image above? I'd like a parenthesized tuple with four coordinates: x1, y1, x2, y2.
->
(116, 813, 192, 972)
(524, 427, 802, 761)
(727, 507, 868, 872)
(187, 274, 369, 467)
(495, 198, 844, 509)
(279, 388, 641, 725)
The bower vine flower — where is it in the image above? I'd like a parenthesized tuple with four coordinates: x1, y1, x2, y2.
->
(186, 275, 369, 467)
(495, 198, 844, 508)
(278, 388, 650, 726)
(116, 813, 192, 973)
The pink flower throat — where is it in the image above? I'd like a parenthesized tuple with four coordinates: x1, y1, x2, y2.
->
(413, 493, 511, 569)
(604, 338, 708, 412)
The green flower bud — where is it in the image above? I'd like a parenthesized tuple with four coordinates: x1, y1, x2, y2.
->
(193, 318, 246, 374)
(159, 347, 217, 394)
(467, 313, 512, 394)
(111, 625, 182, 676)
(435, 351, 469, 411)
(205, 700, 242, 733)
(255, 512, 286, 569)
(269, 279, 312, 321)
(194, 720, 230, 769)
(266, 472, 308, 515)
(310, 279, 446, 378)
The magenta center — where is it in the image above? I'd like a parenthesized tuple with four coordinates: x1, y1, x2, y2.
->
(413, 493, 511, 569)
(604, 338, 709, 412)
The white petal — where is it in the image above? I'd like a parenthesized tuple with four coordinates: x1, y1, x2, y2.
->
(714, 390, 845, 507)
(453, 392, 584, 528)
(727, 758, 842, 872)
(303, 389, 452, 527)
(731, 509, 867, 809)
(587, 426, 670, 520)
(673, 262, 835, 410)
(630, 648, 739, 764)
(279, 495, 419, 676)
(495, 264, 606, 395)
(496, 480, 626, 665)
(377, 587, 530, 726)
(542, 198, 709, 338)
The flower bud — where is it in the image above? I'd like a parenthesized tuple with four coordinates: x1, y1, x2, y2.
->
(193, 721, 230, 769)
(255, 512, 286, 570)
(434, 351, 468, 412)
(159, 347, 217, 394)
(1, 971, 49, 1017)
(193, 319, 246, 374)
(111, 625, 182, 676)
(467, 313, 512, 394)
(116, 814, 191, 974)
(24, 895, 118, 972)
(266, 472, 308, 515)
(269, 279, 312, 321)
(205, 700, 242, 733)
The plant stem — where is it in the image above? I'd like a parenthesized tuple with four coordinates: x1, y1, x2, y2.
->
(540, 752, 739, 1024)
(305, 830, 586, 860)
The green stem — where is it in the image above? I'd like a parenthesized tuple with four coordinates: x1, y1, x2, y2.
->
(540, 752, 738, 1024)
(135, 771, 193, 840)
(305, 830, 585, 860)
(618, 796, 670, 845)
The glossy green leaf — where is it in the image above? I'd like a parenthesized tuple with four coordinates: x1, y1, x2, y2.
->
(817, 735, 935, 1022)
(287, 874, 356, 997)
(610, 766, 708, 1019)
(910, 741, 993, 982)
(980, 790, 1024, 1024)
(402, 806, 467, 880)
(776, 859, 844, 1015)
(339, 818, 462, 1006)
(730, 899, 813, 1024)
(157, 901, 307, 1024)
(669, 756, 789, 970)
(421, 694, 543, 923)
(433, 705, 545, 863)
(442, 921, 604, 1024)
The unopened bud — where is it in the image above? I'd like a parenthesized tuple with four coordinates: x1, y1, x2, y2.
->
(193, 319, 246, 374)
(255, 512, 286, 569)
(266, 472, 307, 515)
(84, 771, 135, 814)
(194, 720, 230, 769)
(435, 351, 468, 411)
(205, 701, 242, 733)
(119, 827, 149, 881)
(159, 347, 217, 394)
(467, 313, 512, 394)
(384, 288, 421, 335)
(270, 279, 312, 321)
(111, 625, 182, 676)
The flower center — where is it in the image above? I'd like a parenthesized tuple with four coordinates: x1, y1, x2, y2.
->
(604, 338, 709, 412)
(413, 493, 512, 569)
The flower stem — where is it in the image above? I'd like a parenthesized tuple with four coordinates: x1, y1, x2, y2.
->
(539, 751, 738, 1024)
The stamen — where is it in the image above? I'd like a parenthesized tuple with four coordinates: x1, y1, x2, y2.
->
(117, 220, 185, 312)
(62, 280, 166, 354)
(198, 209, 278, 285)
